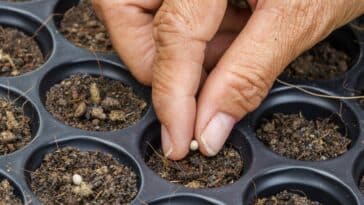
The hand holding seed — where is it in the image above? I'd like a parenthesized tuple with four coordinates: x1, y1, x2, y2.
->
(93, 0, 364, 160)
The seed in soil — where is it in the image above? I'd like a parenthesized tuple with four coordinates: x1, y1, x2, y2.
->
(59, 0, 113, 52)
(0, 179, 22, 205)
(30, 147, 138, 205)
(0, 97, 32, 155)
(0, 26, 44, 76)
(360, 176, 364, 195)
(284, 41, 351, 81)
(45, 74, 147, 131)
(256, 113, 351, 161)
(253, 190, 322, 205)
(146, 145, 243, 188)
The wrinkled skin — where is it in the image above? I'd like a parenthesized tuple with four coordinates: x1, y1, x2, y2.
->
(92, 0, 364, 160)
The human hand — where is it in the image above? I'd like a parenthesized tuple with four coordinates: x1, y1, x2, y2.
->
(92, 0, 364, 160)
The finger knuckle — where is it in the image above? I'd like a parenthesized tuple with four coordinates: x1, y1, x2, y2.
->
(225, 64, 271, 113)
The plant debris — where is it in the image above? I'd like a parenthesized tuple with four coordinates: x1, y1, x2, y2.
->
(60, 0, 113, 52)
(284, 41, 351, 81)
(30, 147, 138, 205)
(257, 113, 351, 161)
(0, 97, 32, 155)
(146, 146, 243, 188)
(0, 179, 22, 205)
(0, 26, 44, 76)
(253, 190, 322, 205)
(45, 74, 147, 131)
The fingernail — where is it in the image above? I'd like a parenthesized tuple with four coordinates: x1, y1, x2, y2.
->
(200, 112, 236, 156)
(161, 124, 173, 157)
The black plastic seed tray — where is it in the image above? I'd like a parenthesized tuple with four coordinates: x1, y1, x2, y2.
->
(0, 1, 363, 205)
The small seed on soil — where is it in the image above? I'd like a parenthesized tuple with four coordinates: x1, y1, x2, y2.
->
(190, 140, 199, 151)
(91, 107, 106, 120)
(108, 110, 126, 122)
(0, 131, 17, 144)
(72, 174, 83, 185)
(74, 102, 87, 118)
(90, 82, 101, 104)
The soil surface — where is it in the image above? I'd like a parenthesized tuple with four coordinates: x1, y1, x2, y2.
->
(30, 147, 138, 205)
(45, 74, 147, 131)
(146, 146, 243, 188)
(256, 113, 351, 161)
(0, 97, 32, 155)
(284, 41, 351, 81)
(60, 0, 113, 52)
(360, 176, 364, 194)
(253, 190, 322, 205)
(0, 179, 22, 205)
(0, 26, 44, 76)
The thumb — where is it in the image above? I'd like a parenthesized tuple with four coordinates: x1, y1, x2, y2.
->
(195, 1, 364, 156)
(152, 0, 227, 160)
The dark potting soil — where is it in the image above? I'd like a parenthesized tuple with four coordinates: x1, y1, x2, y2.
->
(30, 147, 138, 205)
(45, 74, 147, 131)
(0, 97, 32, 155)
(253, 190, 322, 205)
(256, 113, 351, 161)
(0, 179, 22, 205)
(60, 0, 113, 52)
(0, 26, 44, 76)
(360, 176, 364, 194)
(146, 146, 243, 189)
(284, 41, 351, 81)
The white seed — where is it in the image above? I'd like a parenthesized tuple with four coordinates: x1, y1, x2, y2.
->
(190, 140, 199, 151)
(72, 174, 83, 186)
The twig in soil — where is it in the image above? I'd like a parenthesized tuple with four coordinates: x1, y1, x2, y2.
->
(276, 79, 364, 100)
(350, 23, 364, 31)
(31, 13, 62, 39)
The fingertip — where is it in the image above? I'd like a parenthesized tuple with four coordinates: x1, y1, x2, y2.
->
(161, 125, 190, 161)
(196, 112, 236, 157)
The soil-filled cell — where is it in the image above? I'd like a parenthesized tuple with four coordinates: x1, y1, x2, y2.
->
(256, 113, 351, 161)
(149, 195, 219, 205)
(142, 124, 251, 189)
(243, 168, 357, 205)
(253, 190, 321, 205)
(283, 26, 359, 81)
(55, 0, 112, 52)
(0, 9, 53, 76)
(45, 74, 147, 131)
(0, 87, 38, 155)
(0, 178, 22, 205)
(26, 138, 141, 205)
(252, 88, 359, 161)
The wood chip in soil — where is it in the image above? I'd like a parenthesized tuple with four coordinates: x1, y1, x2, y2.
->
(0, 179, 22, 205)
(30, 147, 138, 205)
(0, 26, 44, 76)
(60, 0, 112, 52)
(0, 97, 32, 155)
(360, 176, 364, 195)
(45, 74, 147, 131)
(284, 41, 351, 81)
(256, 113, 351, 161)
(146, 146, 243, 188)
(253, 190, 322, 205)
